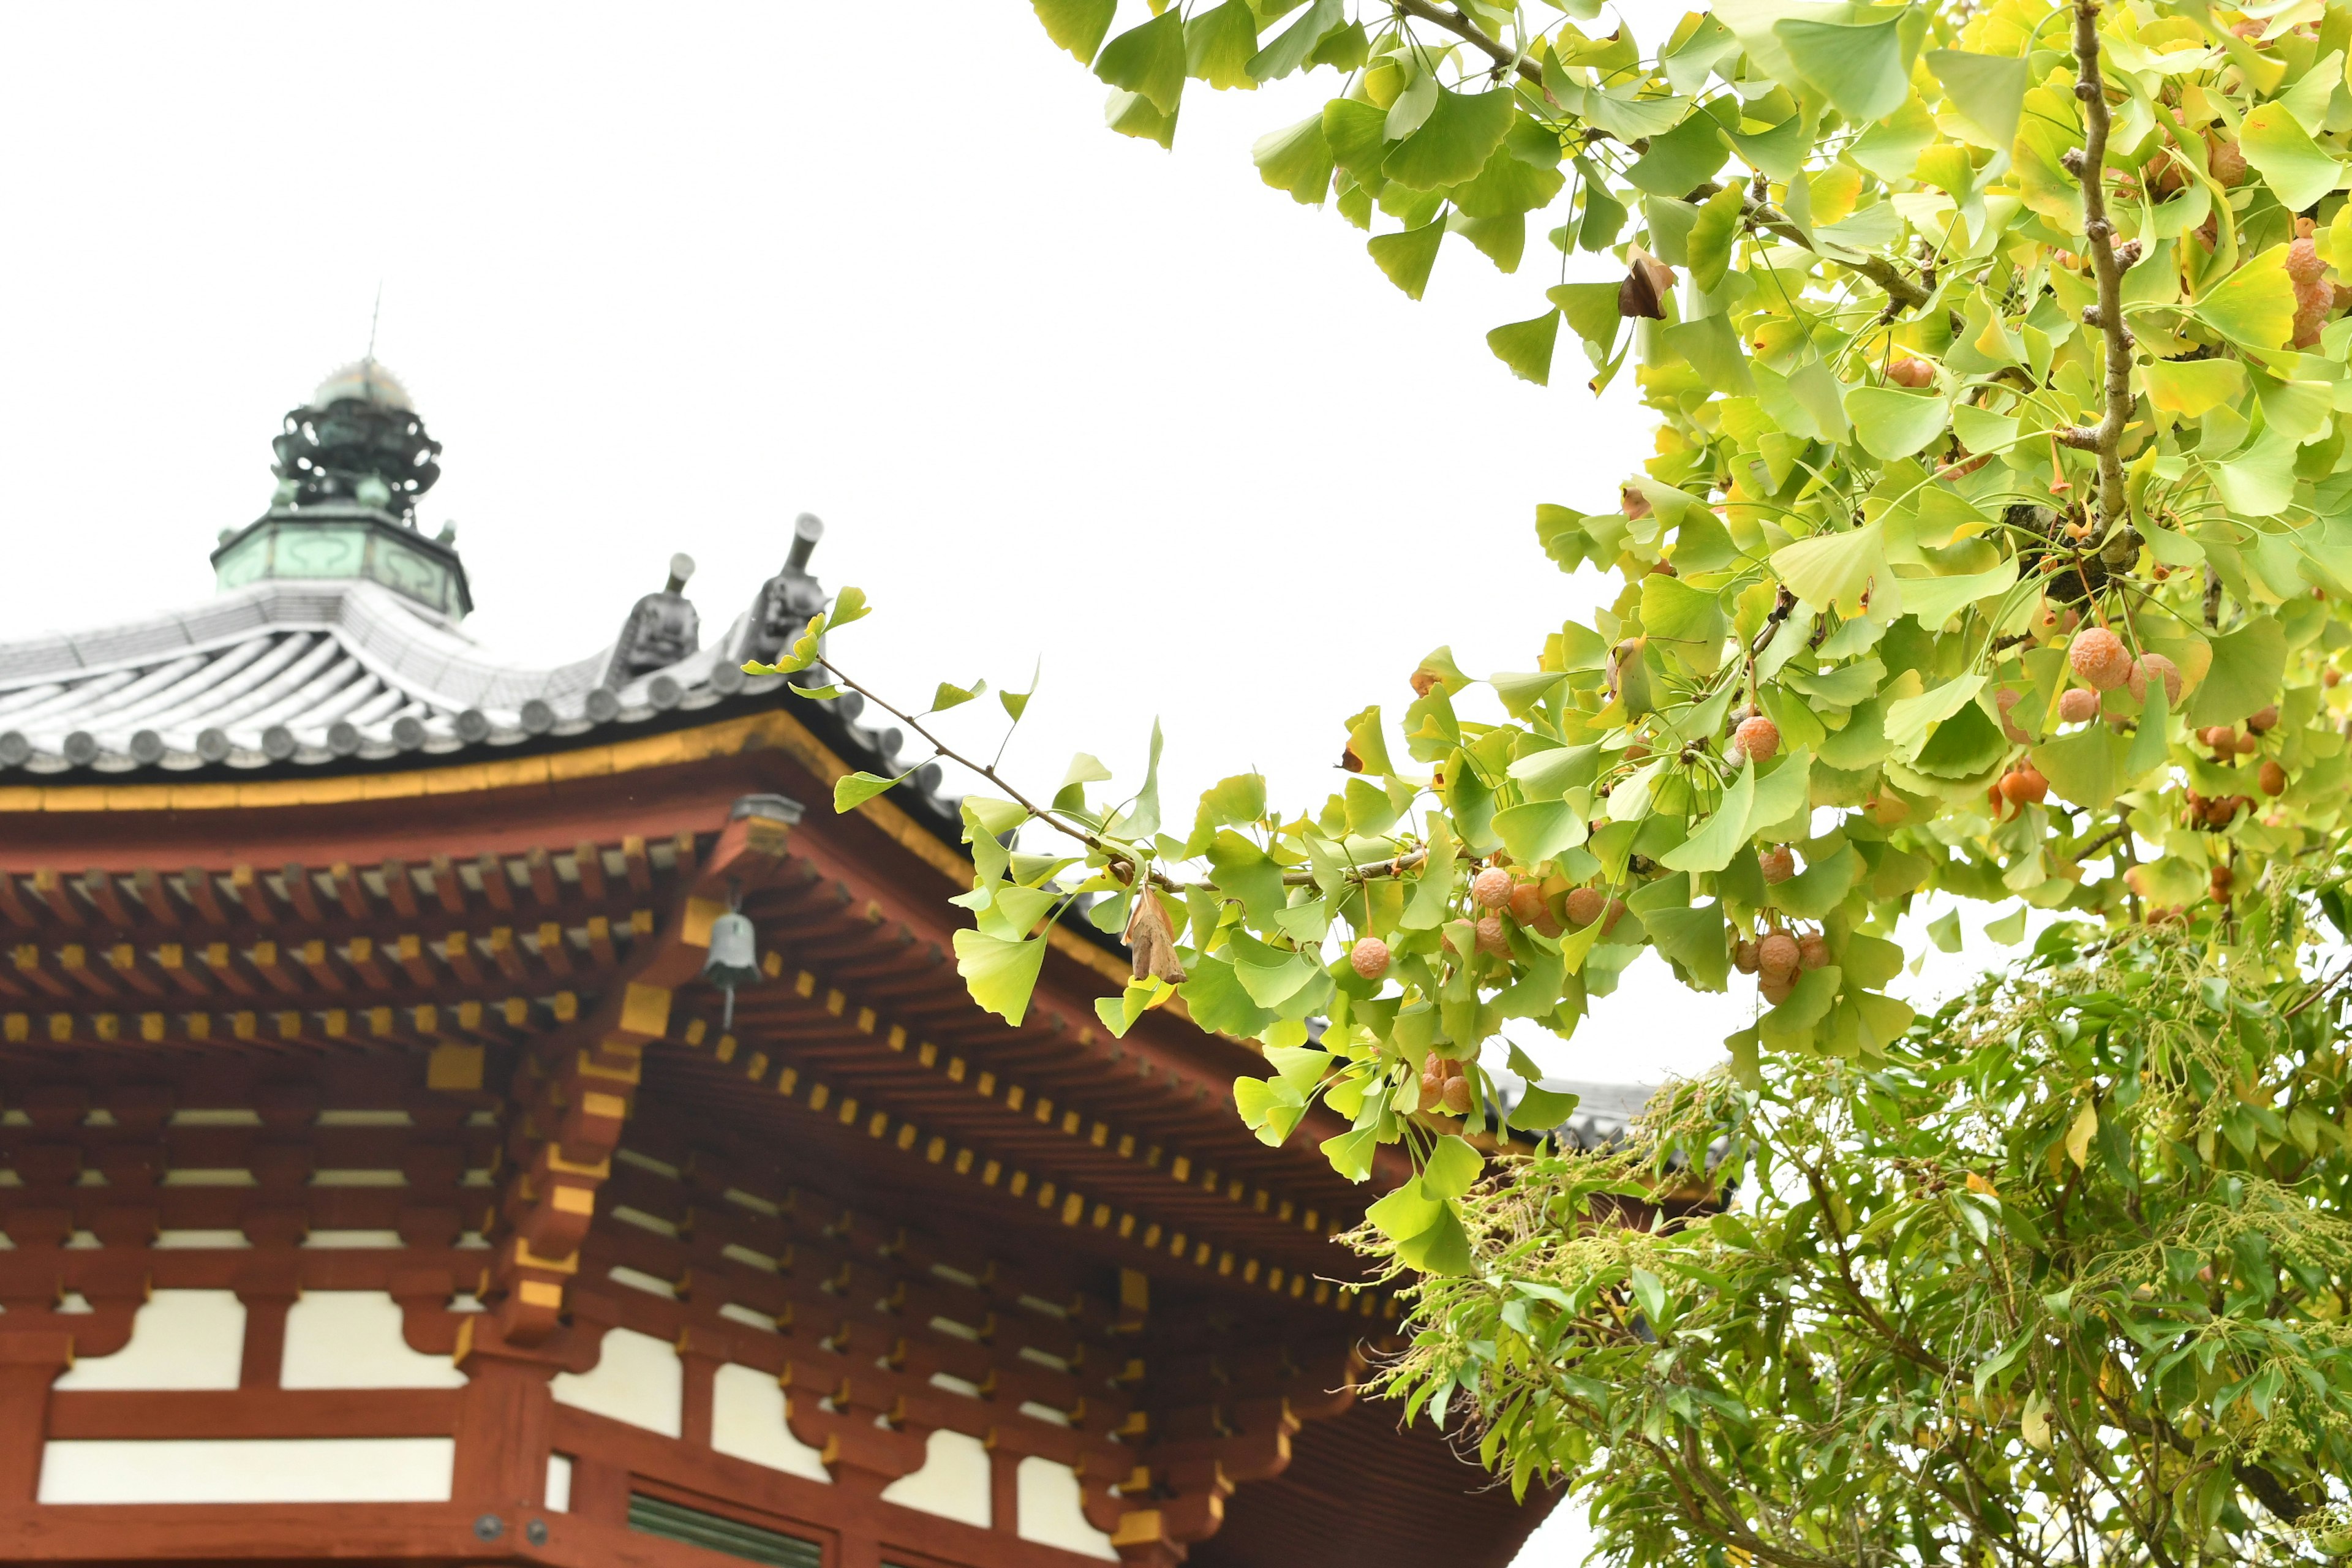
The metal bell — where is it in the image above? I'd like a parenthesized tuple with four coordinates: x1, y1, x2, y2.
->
(703, 909, 761, 1028)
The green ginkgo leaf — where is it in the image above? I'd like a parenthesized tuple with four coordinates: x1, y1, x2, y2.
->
(1845, 385, 1950, 459)
(2237, 102, 2345, 213)
(1032, 0, 1117, 64)
(834, 769, 913, 812)
(1245, 0, 1340, 81)
(1774, 12, 1913, 124)
(1924, 48, 2026, 150)
(1487, 309, 1561, 385)
(2196, 244, 2296, 352)
(1369, 219, 1446, 300)
(1383, 86, 1517, 190)
(2142, 357, 2247, 417)
(1096, 10, 1186, 114)
(1253, 113, 1334, 204)
(951, 930, 1047, 1026)
(1660, 761, 1757, 874)
(2186, 614, 2287, 725)
(1184, 1, 1259, 89)
(1773, 522, 1890, 613)
(1687, 181, 1746, 293)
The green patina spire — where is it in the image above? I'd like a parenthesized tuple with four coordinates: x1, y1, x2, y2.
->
(210, 359, 472, 619)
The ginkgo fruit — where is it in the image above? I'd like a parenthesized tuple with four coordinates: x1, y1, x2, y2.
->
(2001, 766, 2049, 805)
(1758, 845, 1796, 884)
(2058, 687, 2100, 724)
(1758, 931, 1800, 979)
(2069, 628, 2132, 691)
(1734, 715, 1780, 763)
(1564, 886, 1606, 928)
(2125, 653, 2181, 705)
(1351, 937, 1391, 979)
(1471, 867, 1513, 909)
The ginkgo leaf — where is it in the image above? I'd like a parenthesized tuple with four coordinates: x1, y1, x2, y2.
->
(1924, 48, 2026, 149)
(834, 769, 913, 812)
(1845, 385, 1949, 459)
(2186, 614, 2287, 725)
(1032, 0, 1117, 64)
(2239, 101, 2345, 213)
(1487, 309, 1561, 384)
(1773, 522, 1890, 613)
(1382, 86, 1515, 190)
(2196, 244, 2296, 351)
(1660, 761, 1756, 873)
(951, 930, 1047, 1026)
(2142, 357, 2247, 417)
(1253, 113, 1334, 204)
(1774, 13, 1913, 124)
(1369, 219, 1445, 300)
(1095, 10, 1186, 113)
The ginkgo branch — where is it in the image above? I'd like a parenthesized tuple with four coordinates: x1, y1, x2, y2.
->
(813, 665, 1426, 895)
(2055, 0, 2135, 539)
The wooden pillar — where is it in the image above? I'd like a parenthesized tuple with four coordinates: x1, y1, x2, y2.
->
(567, 1456, 631, 1528)
(677, 1335, 722, 1450)
(451, 1319, 560, 1510)
(235, 1254, 300, 1389)
(0, 1331, 74, 1502)
(990, 1445, 1022, 1542)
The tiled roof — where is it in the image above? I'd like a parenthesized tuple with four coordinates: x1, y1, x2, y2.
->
(0, 576, 946, 819)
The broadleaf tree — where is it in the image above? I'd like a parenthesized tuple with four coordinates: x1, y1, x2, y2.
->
(750, 0, 2352, 1556)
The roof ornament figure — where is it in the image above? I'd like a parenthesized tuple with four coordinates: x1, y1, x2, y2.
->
(741, 514, 828, 665)
(270, 358, 443, 524)
(604, 553, 701, 690)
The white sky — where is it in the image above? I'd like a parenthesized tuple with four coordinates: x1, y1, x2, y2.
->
(0, 7, 2034, 1562)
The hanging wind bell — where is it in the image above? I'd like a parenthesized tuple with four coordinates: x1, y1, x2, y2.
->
(702, 899, 761, 1031)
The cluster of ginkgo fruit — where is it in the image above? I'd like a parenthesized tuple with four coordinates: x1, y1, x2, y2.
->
(1730, 915, 1831, 1006)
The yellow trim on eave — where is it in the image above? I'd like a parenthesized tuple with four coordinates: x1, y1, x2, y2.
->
(0, 703, 1145, 995)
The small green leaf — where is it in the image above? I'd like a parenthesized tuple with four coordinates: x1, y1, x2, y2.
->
(834, 770, 912, 813)
(1096, 9, 1187, 113)
(2142, 357, 2247, 417)
(1253, 113, 1334, 204)
(1927, 908, 1963, 952)
(2186, 613, 2288, 726)
(1105, 88, 1179, 148)
(930, 679, 986, 713)
(1368, 219, 1445, 300)
(829, 586, 870, 628)
(1844, 385, 1948, 460)
(1660, 761, 1756, 874)
(1509, 1084, 1581, 1131)
(951, 930, 1047, 1026)
(2238, 101, 2345, 213)
(1422, 1134, 1484, 1200)
(1184, 1, 1259, 89)
(1774, 13, 1913, 123)
(1687, 180, 1746, 294)
(1773, 522, 1890, 614)
(1383, 86, 1516, 190)
(2196, 244, 2296, 352)
(1487, 309, 1561, 385)
(1924, 48, 2024, 149)
(1031, 0, 1117, 64)
(1247, 0, 1341, 83)
(1985, 904, 2029, 945)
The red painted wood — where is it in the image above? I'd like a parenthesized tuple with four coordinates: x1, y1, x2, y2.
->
(45, 1389, 458, 1441)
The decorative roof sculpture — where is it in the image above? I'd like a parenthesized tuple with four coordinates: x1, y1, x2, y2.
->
(209, 359, 470, 620)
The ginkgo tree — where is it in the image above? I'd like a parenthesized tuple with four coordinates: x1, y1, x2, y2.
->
(747, 0, 2352, 1556)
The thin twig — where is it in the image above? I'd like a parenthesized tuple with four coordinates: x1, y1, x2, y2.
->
(811, 665, 1426, 893)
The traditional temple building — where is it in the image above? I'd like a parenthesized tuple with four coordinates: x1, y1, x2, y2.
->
(0, 363, 1596, 1567)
